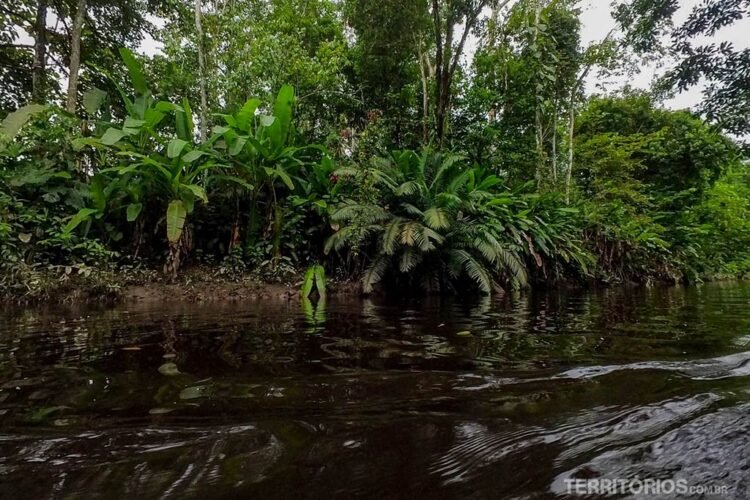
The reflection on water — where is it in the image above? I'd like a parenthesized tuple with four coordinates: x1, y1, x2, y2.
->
(2, 283, 750, 498)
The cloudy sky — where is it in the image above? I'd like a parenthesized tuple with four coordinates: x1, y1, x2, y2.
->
(578, 0, 749, 110)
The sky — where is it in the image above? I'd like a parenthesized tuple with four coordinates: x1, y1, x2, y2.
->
(577, 0, 750, 111)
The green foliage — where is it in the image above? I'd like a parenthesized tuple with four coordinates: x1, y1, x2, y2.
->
(67, 48, 216, 276)
(615, 0, 750, 136)
(574, 94, 743, 282)
(301, 264, 326, 297)
(327, 149, 590, 294)
(2, 0, 749, 299)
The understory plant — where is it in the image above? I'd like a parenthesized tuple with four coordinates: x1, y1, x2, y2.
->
(326, 149, 589, 294)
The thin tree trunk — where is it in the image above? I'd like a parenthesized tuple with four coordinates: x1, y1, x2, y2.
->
(532, 0, 545, 189)
(418, 48, 431, 143)
(66, 0, 86, 113)
(431, 0, 498, 146)
(566, 100, 575, 203)
(32, 0, 48, 103)
(194, 0, 208, 142)
(431, 0, 444, 145)
(551, 98, 558, 182)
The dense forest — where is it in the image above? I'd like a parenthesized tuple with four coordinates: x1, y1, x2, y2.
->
(1, 0, 749, 300)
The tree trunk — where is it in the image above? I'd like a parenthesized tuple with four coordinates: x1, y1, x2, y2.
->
(532, 0, 545, 189)
(431, 0, 499, 146)
(228, 194, 241, 252)
(551, 98, 558, 182)
(418, 47, 432, 144)
(163, 222, 192, 280)
(566, 97, 575, 203)
(431, 0, 445, 145)
(66, 0, 86, 113)
(32, 0, 48, 103)
(194, 0, 208, 142)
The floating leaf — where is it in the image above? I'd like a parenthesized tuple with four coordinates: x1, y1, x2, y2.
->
(179, 385, 208, 400)
(149, 407, 174, 415)
(158, 362, 181, 376)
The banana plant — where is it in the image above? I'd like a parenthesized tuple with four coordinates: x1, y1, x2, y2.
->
(67, 48, 216, 277)
(209, 85, 322, 259)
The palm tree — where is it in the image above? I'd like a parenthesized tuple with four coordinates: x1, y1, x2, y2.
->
(326, 149, 528, 294)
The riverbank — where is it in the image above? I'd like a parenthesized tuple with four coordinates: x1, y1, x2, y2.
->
(0, 265, 361, 305)
(2, 262, 746, 306)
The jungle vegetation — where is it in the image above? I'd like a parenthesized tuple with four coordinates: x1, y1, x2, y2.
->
(1, 0, 749, 299)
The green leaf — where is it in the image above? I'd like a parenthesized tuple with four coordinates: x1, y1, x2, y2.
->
(82, 88, 107, 115)
(182, 150, 205, 163)
(301, 266, 315, 298)
(0, 104, 46, 138)
(273, 84, 295, 140)
(237, 98, 261, 131)
(124, 117, 145, 129)
(175, 97, 195, 141)
(126, 203, 142, 222)
(101, 127, 126, 145)
(313, 265, 326, 297)
(119, 48, 148, 95)
(18, 233, 32, 243)
(213, 175, 254, 191)
(168, 138, 188, 158)
(259, 115, 276, 127)
(64, 208, 98, 233)
(269, 168, 294, 190)
(166, 200, 187, 243)
(183, 184, 208, 203)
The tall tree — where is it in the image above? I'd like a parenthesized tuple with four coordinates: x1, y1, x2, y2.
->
(431, 0, 509, 145)
(461, 0, 582, 185)
(194, 0, 208, 141)
(614, 0, 750, 136)
(32, 0, 47, 103)
(1, 0, 162, 112)
(65, 0, 86, 112)
(344, 0, 429, 147)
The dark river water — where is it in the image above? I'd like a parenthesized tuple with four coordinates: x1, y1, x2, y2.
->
(2, 283, 750, 499)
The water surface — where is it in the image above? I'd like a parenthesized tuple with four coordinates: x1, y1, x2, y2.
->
(2, 283, 750, 498)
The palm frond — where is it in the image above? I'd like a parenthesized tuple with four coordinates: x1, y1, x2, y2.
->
(423, 207, 451, 230)
(401, 221, 421, 247)
(362, 254, 390, 294)
(399, 249, 423, 273)
(382, 218, 403, 255)
(454, 249, 492, 293)
(395, 180, 421, 196)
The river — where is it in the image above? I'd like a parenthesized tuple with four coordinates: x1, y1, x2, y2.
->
(1, 283, 749, 498)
